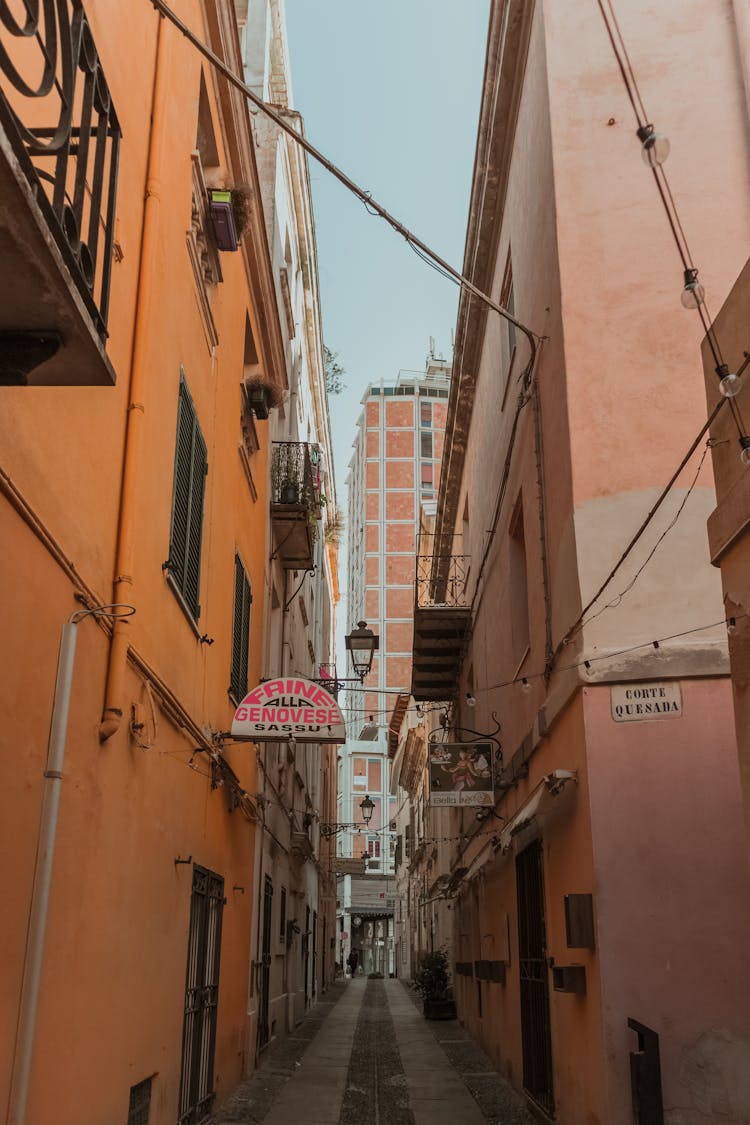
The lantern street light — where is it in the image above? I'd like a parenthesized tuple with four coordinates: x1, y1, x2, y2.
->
(320, 792, 377, 837)
(344, 621, 379, 681)
(359, 794, 375, 826)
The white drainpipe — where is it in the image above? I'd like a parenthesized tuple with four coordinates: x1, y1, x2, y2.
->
(6, 620, 78, 1125)
(7, 603, 132, 1125)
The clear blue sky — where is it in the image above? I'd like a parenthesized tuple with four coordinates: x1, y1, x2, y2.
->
(285, 0, 490, 493)
(284, 0, 489, 655)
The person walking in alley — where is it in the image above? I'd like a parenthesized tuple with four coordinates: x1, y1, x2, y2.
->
(347, 949, 359, 976)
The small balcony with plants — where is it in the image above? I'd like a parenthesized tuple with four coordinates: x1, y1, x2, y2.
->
(270, 441, 324, 570)
(0, 0, 121, 386)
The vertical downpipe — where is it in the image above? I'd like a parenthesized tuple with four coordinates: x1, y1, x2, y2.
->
(7, 621, 78, 1125)
(530, 351, 554, 678)
(99, 14, 171, 742)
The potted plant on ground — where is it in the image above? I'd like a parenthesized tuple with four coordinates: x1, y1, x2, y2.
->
(413, 950, 457, 1020)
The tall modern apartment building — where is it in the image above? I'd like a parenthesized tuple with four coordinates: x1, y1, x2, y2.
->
(346, 358, 451, 731)
(336, 358, 450, 974)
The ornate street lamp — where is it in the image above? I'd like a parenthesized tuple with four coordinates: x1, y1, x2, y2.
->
(359, 794, 375, 826)
(345, 621, 379, 681)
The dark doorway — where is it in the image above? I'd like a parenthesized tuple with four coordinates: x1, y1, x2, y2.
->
(516, 839, 554, 1116)
(303, 904, 311, 1005)
(312, 910, 318, 999)
(178, 865, 225, 1125)
(257, 875, 273, 1051)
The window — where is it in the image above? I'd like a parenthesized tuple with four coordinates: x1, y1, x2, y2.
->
(280, 887, 287, 943)
(367, 838, 381, 859)
(420, 400, 432, 427)
(421, 463, 433, 486)
(367, 759, 382, 792)
(420, 431, 433, 459)
(509, 495, 530, 663)
(230, 553, 252, 702)
(167, 375, 208, 621)
(352, 757, 367, 788)
(127, 1078, 153, 1125)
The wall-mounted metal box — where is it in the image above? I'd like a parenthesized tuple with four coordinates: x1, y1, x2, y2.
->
(552, 964, 586, 994)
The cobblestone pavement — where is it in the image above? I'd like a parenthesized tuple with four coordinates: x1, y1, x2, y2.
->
(210, 978, 535, 1125)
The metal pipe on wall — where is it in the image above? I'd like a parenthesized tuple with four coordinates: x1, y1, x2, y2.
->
(7, 621, 77, 1125)
(99, 12, 171, 742)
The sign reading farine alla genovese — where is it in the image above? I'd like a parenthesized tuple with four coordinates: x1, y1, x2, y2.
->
(610, 682, 682, 723)
(231, 677, 346, 744)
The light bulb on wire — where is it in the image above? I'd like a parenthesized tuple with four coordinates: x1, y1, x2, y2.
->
(717, 363, 744, 398)
(681, 268, 705, 310)
(740, 436, 750, 468)
(465, 692, 477, 708)
(521, 677, 531, 693)
(727, 617, 737, 636)
(637, 123, 670, 168)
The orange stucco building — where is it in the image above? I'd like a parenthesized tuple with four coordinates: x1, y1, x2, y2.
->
(0, 2, 337, 1123)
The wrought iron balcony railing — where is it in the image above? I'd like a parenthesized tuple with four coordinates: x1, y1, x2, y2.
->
(0, 0, 121, 338)
(415, 552, 470, 609)
(270, 441, 322, 518)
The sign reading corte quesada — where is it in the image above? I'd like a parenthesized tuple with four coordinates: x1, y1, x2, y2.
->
(231, 676, 346, 743)
(611, 682, 682, 722)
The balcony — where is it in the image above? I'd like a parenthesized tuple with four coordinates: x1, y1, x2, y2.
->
(270, 441, 323, 570)
(0, 2, 120, 386)
(411, 537, 472, 701)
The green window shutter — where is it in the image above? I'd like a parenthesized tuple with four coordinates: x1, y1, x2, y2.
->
(168, 376, 207, 621)
(230, 553, 252, 701)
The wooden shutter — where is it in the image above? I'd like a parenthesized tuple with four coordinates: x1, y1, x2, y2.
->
(230, 552, 252, 700)
(168, 376, 207, 620)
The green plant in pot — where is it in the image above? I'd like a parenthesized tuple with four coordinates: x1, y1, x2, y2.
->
(280, 477, 300, 504)
(413, 950, 456, 1020)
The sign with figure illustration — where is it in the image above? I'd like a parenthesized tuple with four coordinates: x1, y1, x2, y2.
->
(231, 676, 346, 743)
(428, 741, 494, 806)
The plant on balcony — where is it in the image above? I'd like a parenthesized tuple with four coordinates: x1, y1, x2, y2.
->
(208, 186, 252, 252)
(243, 372, 284, 421)
(325, 510, 345, 545)
(413, 950, 456, 1020)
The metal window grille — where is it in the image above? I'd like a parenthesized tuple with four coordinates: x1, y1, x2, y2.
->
(230, 553, 252, 701)
(279, 887, 287, 943)
(166, 375, 208, 620)
(516, 840, 554, 1115)
(178, 866, 224, 1125)
(127, 1077, 152, 1125)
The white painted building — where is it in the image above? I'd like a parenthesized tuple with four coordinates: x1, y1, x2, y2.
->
(237, 0, 340, 1055)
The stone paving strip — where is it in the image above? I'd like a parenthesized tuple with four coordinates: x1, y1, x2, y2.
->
(210, 977, 535, 1124)
(338, 978, 414, 1125)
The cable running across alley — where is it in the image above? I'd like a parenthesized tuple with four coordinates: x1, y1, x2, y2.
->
(147, 0, 541, 368)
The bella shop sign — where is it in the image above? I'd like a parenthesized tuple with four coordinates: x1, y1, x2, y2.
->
(231, 676, 346, 744)
(610, 682, 682, 723)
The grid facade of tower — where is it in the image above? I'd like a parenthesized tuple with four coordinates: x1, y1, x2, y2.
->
(346, 364, 450, 735)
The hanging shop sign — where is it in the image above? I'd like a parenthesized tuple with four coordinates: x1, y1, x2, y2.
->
(331, 857, 367, 875)
(428, 741, 494, 806)
(231, 677, 346, 743)
(610, 682, 682, 723)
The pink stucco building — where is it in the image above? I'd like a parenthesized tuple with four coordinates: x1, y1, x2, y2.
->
(394, 2, 750, 1122)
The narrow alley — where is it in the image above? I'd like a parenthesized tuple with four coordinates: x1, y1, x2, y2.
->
(211, 979, 533, 1125)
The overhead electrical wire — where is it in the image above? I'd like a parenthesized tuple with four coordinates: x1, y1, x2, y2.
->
(147, 0, 542, 367)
